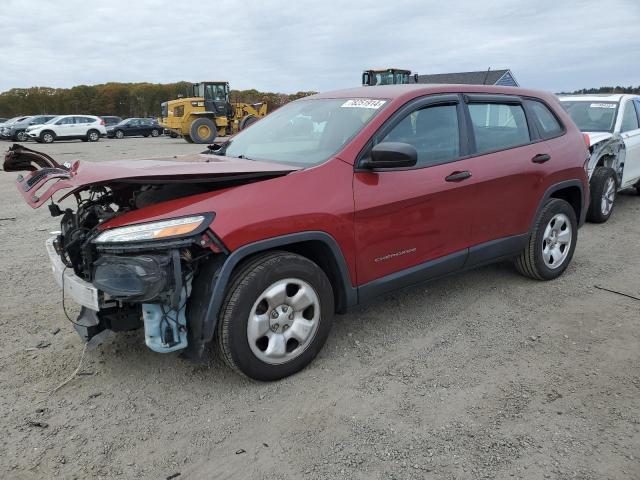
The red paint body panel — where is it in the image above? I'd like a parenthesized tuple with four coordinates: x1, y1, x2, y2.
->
(352, 159, 477, 284)
(14, 153, 299, 208)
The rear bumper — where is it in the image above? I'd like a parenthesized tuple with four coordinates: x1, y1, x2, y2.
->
(46, 237, 100, 311)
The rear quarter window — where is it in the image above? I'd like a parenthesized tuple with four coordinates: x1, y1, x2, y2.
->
(526, 100, 564, 139)
(468, 103, 530, 153)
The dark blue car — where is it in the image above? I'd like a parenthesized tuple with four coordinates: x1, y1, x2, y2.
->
(106, 118, 162, 139)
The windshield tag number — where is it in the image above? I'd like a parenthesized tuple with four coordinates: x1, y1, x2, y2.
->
(341, 99, 386, 109)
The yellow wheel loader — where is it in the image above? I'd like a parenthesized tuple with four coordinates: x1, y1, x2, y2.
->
(160, 81, 268, 144)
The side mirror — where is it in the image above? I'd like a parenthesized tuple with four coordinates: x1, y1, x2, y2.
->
(361, 142, 418, 169)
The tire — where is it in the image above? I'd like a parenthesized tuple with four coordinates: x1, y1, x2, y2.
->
(183, 134, 194, 143)
(87, 129, 100, 142)
(143, 133, 150, 137)
(189, 118, 217, 144)
(40, 131, 55, 144)
(170, 132, 178, 138)
(151, 129, 160, 137)
(15, 130, 27, 142)
(239, 114, 258, 131)
(586, 167, 617, 223)
(514, 198, 577, 280)
(115, 129, 124, 139)
(216, 251, 334, 381)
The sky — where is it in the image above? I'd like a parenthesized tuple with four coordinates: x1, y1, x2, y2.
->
(1, 0, 639, 94)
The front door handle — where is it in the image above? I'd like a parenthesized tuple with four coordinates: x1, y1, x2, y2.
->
(445, 171, 471, 182)
(532, 153, 551, 164)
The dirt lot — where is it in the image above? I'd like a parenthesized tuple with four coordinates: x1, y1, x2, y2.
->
(0, 137, 639, 480)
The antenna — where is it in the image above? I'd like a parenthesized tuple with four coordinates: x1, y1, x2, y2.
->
(483, 67, 491, 85)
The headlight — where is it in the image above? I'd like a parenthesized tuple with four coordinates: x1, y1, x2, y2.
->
(93, 215, 207, 243)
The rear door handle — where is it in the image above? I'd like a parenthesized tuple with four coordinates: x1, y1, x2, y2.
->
(532, 154, 551, 164)
(445, 171, 472, 182)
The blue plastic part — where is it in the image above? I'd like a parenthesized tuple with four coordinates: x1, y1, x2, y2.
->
(142, 280, 191, 353)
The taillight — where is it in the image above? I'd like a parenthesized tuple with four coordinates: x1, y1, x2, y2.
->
(583, 133, 590, 146)
(100, 119, 105, 126)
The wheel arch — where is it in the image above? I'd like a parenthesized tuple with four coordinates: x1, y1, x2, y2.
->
(197, 231, 357, 348)
(532, 180, 586, 229)
(590, 137, 625, 184)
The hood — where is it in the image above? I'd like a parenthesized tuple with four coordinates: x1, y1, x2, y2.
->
(3, 144, 300, 209)
(585, 132, 613, 147)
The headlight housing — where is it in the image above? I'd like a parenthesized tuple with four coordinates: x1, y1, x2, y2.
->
(93, 215, 208, 243)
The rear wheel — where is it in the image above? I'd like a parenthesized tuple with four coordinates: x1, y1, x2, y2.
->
(217, 252, 334, 381)
(170, 131, 178, 138)
(586, 166, 617, 223)
(151, 129, 160, 137)
(189, 118, 217, 144)
(40, 131, 55, 143)
(87, 129, 100, 142)
(515, 198, 577, 280)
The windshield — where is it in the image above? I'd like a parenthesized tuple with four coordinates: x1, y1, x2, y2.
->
(560, 100, 618, 132)
(217, 98, 387, 166)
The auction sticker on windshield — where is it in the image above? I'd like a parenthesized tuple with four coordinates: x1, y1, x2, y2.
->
(341, 99, 386, 109)
(590, 103, 617, 109)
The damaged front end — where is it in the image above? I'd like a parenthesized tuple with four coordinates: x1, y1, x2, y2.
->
(3, 144, 297, 359)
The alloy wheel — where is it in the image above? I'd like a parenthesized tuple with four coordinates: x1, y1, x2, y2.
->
(542, 213, 572, 269)
(246, 278, 321, 365)
(601, 177, 615, 216)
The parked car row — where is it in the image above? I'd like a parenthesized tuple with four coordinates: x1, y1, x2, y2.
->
(0, 115, 163, 143)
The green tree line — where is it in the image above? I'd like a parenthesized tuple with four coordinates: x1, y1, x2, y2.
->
(0, 82, 316, 118)
(560, 85, 640, 95)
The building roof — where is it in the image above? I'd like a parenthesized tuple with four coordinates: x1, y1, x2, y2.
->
(413, 69, 518, 86)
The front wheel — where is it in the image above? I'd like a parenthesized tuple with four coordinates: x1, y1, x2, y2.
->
(586, 167, 617, 223)
(515, 198, 577, 280)
(189, 118, 217, 143)
(15, 131, 27, 142)
(40, 131, 55, 143)
(216, 252, 334, 381)
(115, 129, 124, 139)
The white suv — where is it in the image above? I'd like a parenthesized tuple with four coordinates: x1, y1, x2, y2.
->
(26, 115, 107, 143)
(559, 94, 640, 222)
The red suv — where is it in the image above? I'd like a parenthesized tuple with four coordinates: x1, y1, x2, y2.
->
(4, 85, 589, 380)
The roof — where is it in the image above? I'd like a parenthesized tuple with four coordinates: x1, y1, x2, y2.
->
(558, 93, 638, 102)
(413, 69, 518, 86)
(311, 84, 553, 104)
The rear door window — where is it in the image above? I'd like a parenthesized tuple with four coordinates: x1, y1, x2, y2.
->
(381, 104, 460, 167)
(468, 103, 530, 153)
(526, 100, 564, 139)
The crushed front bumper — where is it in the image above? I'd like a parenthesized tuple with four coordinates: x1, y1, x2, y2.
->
(46, 237, 101, 311)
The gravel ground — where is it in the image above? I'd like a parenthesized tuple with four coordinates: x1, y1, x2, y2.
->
(0, 137, 639, 480)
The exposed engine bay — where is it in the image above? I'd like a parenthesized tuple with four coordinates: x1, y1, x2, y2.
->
(52, 181, 221, 357)
(3, 144, 298, 358)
